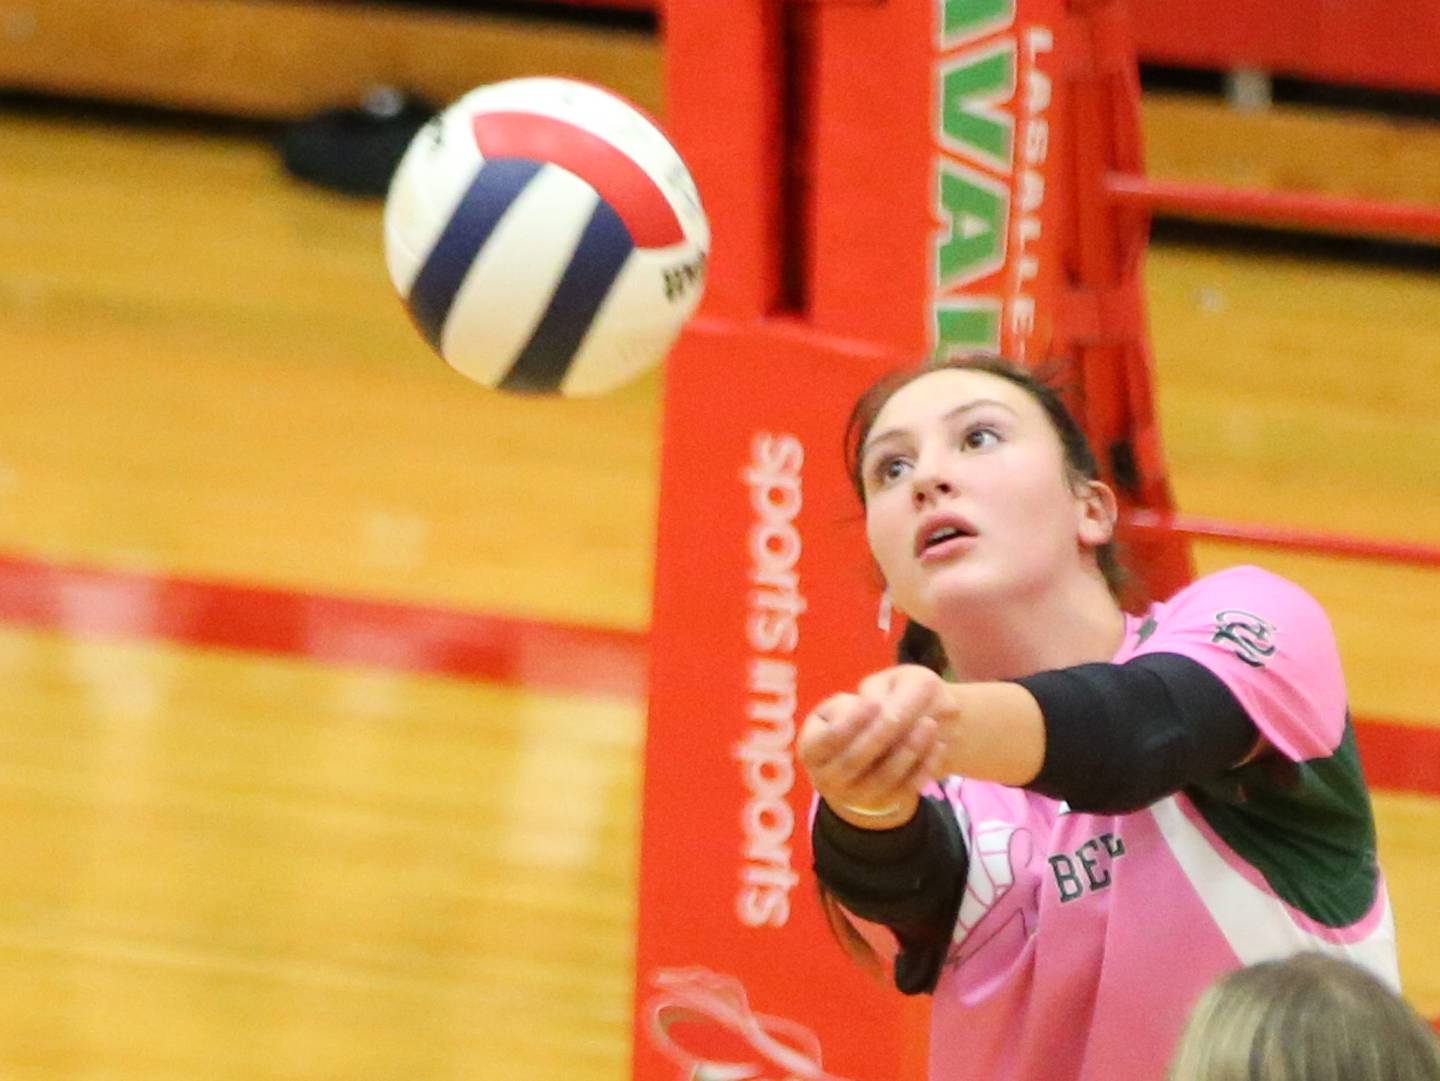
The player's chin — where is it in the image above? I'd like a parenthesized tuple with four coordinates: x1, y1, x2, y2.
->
(918, 559, 1008, 613)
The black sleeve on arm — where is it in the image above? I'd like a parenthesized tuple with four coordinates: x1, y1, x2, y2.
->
(1015, 651, 1258, 814)
(811, 796, 968, 995)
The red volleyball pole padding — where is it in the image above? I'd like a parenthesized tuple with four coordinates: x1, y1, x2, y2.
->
(634, 3, 1187, 1078)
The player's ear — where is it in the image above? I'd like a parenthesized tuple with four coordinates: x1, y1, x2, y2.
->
(1076, 479, 1118, 549)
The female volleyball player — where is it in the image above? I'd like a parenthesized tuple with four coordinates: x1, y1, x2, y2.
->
(1168, 953, 1440, 1080)
(798, 355, 1398, 1081)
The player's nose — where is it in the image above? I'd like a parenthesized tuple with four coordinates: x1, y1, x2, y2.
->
(910, 446, 957, 507)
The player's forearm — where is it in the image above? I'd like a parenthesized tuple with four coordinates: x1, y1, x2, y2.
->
(935, 680, 1046, 786)
(937, 654, 1260, 812)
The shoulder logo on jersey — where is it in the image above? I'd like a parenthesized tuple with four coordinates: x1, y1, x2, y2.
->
(1212, 609, 1277, 668)
(1135, 615, 1158, 645)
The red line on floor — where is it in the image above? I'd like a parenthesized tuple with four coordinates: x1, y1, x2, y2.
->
(1, 553, 1438, 801)
(1354, 720, 1440, 801)
(0, 552, 647, 701)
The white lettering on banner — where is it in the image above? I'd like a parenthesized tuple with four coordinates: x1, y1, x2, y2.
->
(1009, 26, 1053, 345)
(736, 432, 807, 929)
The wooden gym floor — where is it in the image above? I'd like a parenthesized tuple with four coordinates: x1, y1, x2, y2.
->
(0, 92, 1436, 1081)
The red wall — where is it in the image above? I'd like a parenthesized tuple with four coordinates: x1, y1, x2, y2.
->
(524, 0, 1440, 96)
(1127, 1, 1440, 94)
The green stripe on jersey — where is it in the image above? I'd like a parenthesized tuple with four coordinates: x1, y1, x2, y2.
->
(1185, 717, 1379, 929)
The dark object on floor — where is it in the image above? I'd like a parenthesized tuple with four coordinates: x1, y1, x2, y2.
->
(281, 88, 437, 197)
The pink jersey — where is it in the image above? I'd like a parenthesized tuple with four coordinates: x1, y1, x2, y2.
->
(863, 566, 1397, 1081)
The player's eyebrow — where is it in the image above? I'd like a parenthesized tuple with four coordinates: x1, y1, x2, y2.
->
(863, 398, 1018, 456)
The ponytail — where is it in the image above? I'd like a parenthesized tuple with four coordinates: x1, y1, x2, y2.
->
(897, 620, 948, 674)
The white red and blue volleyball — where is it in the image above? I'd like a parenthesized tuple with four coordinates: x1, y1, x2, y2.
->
(383, 77, 709, 397)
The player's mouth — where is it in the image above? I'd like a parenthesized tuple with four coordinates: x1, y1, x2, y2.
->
(914, 514, 978, 563)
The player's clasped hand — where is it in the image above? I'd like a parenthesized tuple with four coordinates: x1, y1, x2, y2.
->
(798, 664, 953, 829)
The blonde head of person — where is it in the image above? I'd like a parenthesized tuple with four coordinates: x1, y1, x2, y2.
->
(1168, 953, 1440, 1081)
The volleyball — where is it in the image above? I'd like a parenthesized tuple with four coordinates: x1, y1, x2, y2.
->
(383, 77, 709, 397)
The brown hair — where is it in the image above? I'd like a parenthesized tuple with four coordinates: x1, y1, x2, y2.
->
(1168, 953, 1440, 1081)
(844, 353, 1130, 672)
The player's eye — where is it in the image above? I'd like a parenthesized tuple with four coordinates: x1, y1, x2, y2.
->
(870, 454, 911, 487)
(961, 425, 1001, 450)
